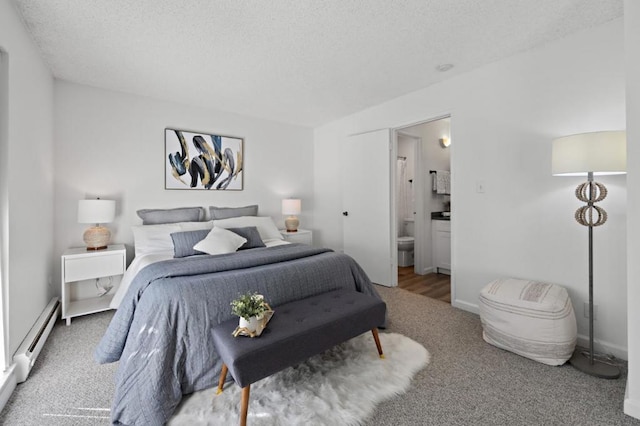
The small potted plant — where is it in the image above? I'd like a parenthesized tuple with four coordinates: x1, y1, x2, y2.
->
(231, 292, 269, 334)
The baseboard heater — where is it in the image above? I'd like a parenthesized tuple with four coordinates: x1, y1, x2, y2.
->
(13, 297, 60, 383)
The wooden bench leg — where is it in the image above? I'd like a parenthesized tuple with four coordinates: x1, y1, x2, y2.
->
(217, 364, 228, 395)
(371, 328, 385, 359)
(240, 385, 250, 426)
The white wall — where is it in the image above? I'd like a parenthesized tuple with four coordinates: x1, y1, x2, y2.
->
(0, 41, 8, 373)
(624, 0, 640, 420)
(0, 1, 55, 359)
(53, 82, 314, 275)
(314, 20, 628, 357)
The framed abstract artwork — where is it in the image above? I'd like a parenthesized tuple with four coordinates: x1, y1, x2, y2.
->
(165, 128, 244, 190)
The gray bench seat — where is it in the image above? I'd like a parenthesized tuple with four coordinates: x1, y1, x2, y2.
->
(212, 288, 386, 425)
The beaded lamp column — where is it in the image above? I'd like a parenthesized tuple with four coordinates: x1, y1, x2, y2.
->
(552, 130, 626, 379)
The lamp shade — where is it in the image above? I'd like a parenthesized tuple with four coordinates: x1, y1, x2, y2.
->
(552, 131, 626, 176)
(78, 199, 116, 224)
(282, 199, 301, 215)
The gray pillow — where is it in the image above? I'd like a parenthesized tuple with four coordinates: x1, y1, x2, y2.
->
(138, 207, 205, 225)
(209, 205, 258, 220)
(227, 226, 266, 250)
(170, 229, 209, 258)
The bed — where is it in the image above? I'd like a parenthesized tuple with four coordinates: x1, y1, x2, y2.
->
(94, 208, 382, 425)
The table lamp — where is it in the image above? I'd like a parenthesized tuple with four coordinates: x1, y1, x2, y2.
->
(78, 199, 116, 250)
(282, 199, 301, 232)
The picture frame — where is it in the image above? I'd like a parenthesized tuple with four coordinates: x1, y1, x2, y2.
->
(165, 128, 244, 190)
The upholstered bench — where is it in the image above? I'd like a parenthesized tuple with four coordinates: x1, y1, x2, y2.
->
(212, 289, 387, 426)
(479, 277, 577, 366)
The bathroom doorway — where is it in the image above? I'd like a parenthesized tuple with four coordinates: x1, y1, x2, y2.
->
(394, 116, 451, 302)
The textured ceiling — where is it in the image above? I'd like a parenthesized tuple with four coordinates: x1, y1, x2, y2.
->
(13, 0, 623, 127)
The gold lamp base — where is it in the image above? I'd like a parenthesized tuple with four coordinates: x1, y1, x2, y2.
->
(83, 225, 111, 250)
(285, 216, 299, 232)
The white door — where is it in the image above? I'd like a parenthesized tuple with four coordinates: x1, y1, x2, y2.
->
(342, 129, 396, 287)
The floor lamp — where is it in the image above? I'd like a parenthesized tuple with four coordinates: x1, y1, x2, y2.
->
(552, 130, 626, 379)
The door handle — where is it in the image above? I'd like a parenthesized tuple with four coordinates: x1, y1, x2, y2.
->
(342, 211, 349, 216)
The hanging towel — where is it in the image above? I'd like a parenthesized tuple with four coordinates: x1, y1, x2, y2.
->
(434, 171, 451, 195)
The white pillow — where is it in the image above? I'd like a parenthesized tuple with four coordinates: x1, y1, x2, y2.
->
(132, 221, 213, 256)
(213, 216, 283, 242)
(193, 227, 247, 255)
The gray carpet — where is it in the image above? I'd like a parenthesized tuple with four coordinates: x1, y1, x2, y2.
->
(1, 285, 638, 425)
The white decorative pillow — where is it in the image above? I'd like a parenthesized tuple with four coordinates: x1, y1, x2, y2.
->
(132, 221, 213, 257)
(213, 216, 283, 242)
(193, 227, 247, 255)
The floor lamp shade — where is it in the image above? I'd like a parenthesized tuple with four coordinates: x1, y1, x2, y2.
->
(551, 130, 626, 379)
(78, 199, 116, 250)
(282, 199, 301, 232)
(552, 131, 626, 176)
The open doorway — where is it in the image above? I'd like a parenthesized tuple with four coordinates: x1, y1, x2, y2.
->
(394, 116, 451, 303)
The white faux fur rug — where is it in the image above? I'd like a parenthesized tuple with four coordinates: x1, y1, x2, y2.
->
(169, 332, 429, 426)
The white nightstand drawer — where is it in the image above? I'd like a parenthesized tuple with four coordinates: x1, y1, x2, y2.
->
(64, 253, 124, 282)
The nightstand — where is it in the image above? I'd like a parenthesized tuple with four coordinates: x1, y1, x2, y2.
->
(61, 244, 126, 325)
(279, 229, 313, 245)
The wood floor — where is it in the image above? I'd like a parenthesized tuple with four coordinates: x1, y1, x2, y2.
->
(397, 267, 451, 303)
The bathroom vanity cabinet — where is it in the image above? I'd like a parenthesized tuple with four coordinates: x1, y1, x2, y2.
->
(432, 220, 451, 274)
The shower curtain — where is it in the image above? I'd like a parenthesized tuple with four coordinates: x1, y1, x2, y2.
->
(396, 159, 412, 236)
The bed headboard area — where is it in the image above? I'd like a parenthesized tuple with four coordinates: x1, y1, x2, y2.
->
(130, 204, 288, 257)
(136, 204, 259, 225)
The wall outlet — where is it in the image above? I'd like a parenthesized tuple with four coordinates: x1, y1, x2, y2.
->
(583, 302, 598, 320)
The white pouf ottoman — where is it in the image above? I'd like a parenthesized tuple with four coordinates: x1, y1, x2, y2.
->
(479, 278, 577, 366)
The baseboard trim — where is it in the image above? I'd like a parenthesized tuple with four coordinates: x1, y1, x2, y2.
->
(0, 364, 17, 412)
(575, 334, 628, 360)
(437, 268, 451, 276)
(451, 299, 479, 315)
(625, 383, 640, 420)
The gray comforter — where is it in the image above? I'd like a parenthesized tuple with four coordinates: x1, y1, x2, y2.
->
(94, 244, 381, 425)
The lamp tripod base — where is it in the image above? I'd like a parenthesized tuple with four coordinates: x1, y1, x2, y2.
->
(569, 349, 620, 379)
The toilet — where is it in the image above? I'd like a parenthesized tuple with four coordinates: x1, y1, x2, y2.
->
(397, 218, 415, 267)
